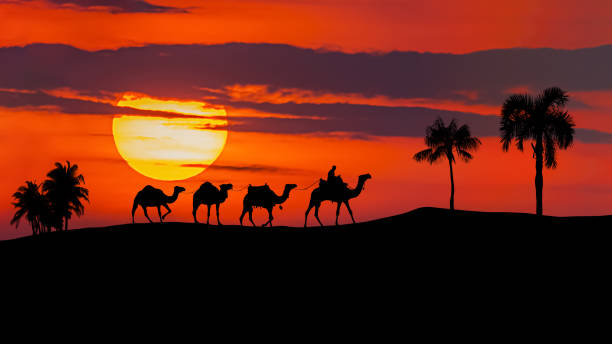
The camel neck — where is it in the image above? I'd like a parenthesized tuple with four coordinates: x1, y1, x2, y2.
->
(166, 191, 180, 203)
(276, 187, 292, 204)
(349, 178, 367, 199)
(220, 189, 229, 200)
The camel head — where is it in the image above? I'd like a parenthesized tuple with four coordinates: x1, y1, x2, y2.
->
(174, 186, 186, 194)
(285, 184, 298, 192)
(359, 173, 372, 181)
(220, 184, 233, 191)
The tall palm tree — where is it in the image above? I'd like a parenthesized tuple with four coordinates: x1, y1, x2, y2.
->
(414, 118, 482, 210)
(500, 87, 575, 216)
(42, 161, 89, 231)
(11, 181, 45, 235)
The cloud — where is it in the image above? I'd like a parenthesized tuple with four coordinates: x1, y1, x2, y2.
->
(46, 0, 189, 13)
(3, 43, 612, 104)
(222, 101, 612, 143)
(575, 129, 612, 144)
(1, 43, 612, 143)
(0, 89, 217, 119)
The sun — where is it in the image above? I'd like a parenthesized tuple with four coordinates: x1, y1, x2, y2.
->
(112, 94, 228, 181)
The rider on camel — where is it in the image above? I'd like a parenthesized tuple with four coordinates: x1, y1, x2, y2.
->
(321, 165, 345, 191)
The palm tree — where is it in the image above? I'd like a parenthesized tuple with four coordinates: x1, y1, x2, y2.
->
(500, 87, 575, 216)
(11, 181, 45, 235)
(42, 161, 89, 231)
(414, 118, 482, 210)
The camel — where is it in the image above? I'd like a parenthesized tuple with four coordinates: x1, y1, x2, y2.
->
(304, 173, 371, 227)
(132, 185, 185, 223)
(240, 183, 297, 227)
(192, 182, 233, 225)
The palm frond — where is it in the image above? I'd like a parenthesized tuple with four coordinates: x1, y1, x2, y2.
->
(416, 117, 480, 165)
(455, 125, 482, 151)
(413, 148, 434, 163)
(456, 149, 474, 162)
(544, 133, 558, 169)
(536, 87, 569, 114)
(545, 110, 575, 149)
(500, 93, 534, 151)
(424, 117, 450, 148)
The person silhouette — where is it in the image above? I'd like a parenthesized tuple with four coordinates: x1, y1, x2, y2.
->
(328, 165, 337, 181)
(325, 165, 345, 191)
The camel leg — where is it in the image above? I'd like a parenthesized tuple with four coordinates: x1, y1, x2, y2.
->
(335, 202, 343, 226)
(304, 201, 317, 228)
(239, 207, 247, 226)
(157, 206, 163, 223)
(344, 200, 356, 224)
(216, 204, 222, 226)
(263, 208, 274, 227)
(314, 204, 323, 227)
(161, 204, 171, 220)
(192, 202, 200, 223)
(249, 210, 256, 227)
(206, 204, 211, 225)
(132, 201, 139, 224)
(142, 206, 153, 223)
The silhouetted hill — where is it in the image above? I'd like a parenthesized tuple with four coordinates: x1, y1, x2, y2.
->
(4, 207, 610, 310)
(3, 207, 610, 255)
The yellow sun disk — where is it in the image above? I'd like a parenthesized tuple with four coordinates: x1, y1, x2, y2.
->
(112, 96, 228, 181)
(117, 95, 226, 117)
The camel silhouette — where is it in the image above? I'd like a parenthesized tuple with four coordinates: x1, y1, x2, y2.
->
(192, 182, 233, 225)
(304, 173, 371, 227)
(132, 185, 185, 223)
(239, 184, 297, 227)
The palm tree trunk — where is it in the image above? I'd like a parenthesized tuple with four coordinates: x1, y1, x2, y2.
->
(535, 134, 544, 216)
(449, 159, 455, 210)
(65, 217, 69, 231)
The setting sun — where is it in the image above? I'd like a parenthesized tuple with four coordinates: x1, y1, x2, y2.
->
(112, 95, 228, 181)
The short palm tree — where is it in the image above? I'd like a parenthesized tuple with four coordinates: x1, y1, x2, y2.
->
(42, 161, 89, 231)
(11, 181, 45, 235)
(414, 118, 482, 210)
(500, 87, 575, 216)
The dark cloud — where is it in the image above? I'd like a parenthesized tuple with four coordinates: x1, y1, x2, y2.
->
(1, 43, 612, 143)
(575, 129, 612, 144)
(226, 101, 495, 137)
(0, 89, 212, 119)
(47, 0, 189, 13)
(223, 101, 612, 144)
(2, 43, 612, 104)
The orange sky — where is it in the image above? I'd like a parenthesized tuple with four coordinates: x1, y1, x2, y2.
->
(2, 0, 612, 53)
(1, 0, 612, 239)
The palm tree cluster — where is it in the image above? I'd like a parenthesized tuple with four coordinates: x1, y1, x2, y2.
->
(11, 161, 89, 235)
(414, 87, 575, 216)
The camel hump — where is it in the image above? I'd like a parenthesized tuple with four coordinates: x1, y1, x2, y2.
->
(141, 185, 161, 194)
(199, 181, 218, 193)
(247, 184, 272, 197)
(248, 184, 270, 192)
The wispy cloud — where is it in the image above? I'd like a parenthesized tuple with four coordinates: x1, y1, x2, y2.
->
(180, 163, 308, 175)
(46, 0, 190, 14)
